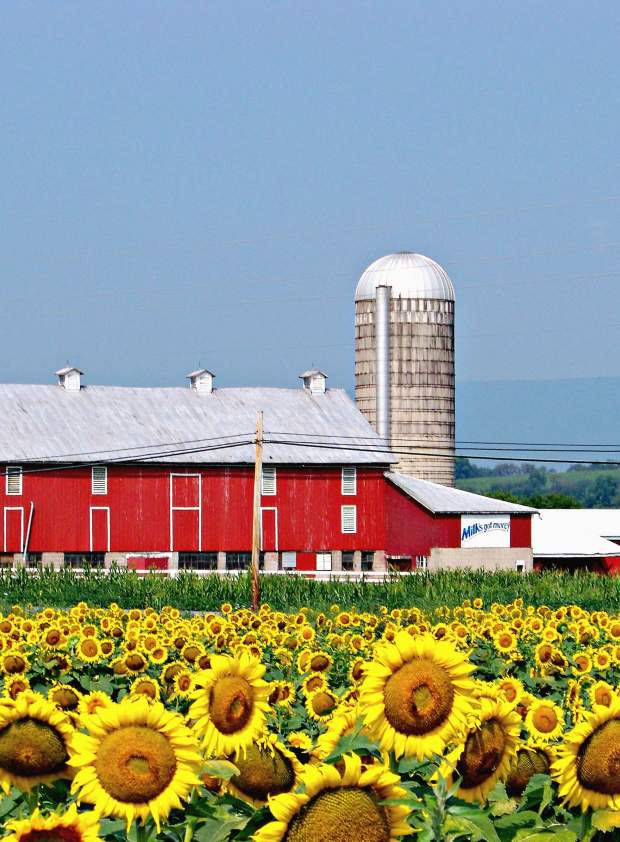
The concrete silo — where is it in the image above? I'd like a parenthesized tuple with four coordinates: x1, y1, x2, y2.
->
(355, 251, 456, 485)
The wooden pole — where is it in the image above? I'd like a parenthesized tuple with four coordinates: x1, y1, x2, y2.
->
(250, 411, 264, 612)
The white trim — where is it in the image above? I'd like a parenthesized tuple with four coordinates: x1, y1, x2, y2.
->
(316, 552, 332, 571)
(261, 466, 277, 496)
(341, 466, 357, 496)
(91, 466, 108, 495)
(89, 506, 111, 552)
(260, 506, 278, 551)
(169, 473, 202, 552)
(5, 467, 22, 496)
(3, 507, 24, 552)
(341, 504, 357, 534)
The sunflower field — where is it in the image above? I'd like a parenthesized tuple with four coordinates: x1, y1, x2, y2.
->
(2, 600, 620, 841)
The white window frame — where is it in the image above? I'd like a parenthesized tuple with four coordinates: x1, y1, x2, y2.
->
(260, 506, 278, 551)
(281, 551, 297, 570)
(91, 466, 108, 495)
(341, 505, 357, 534)
(316, 552, 332, 571)
(261, 466, 277, 496)
(5, 467, 22, 496)
(89, 506, 111, 552)
(416, 555, 429, 571)
(515, 560, 526, 573)
(3, 507, 24, 552)
(169, 473, 202, 552)
(341, 466, 357, 496)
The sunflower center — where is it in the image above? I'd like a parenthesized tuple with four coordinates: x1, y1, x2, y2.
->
(209, 676, 254, 735)
(96, 725, 177, 803)
(232, 744, 295, 801)
(577, 719, 620, 795)
(284, 787, 390, 842)
(0, 718, 68, 777)
(310, 692, 336, 717)
(595, 687, 613, 706)
(383, 658, 455, 736)
(532, 706, 558, 733)
(18, 830, 83, 842)
(4, 655, 26, 674)
(457, 718, 506, 789)
(310, 655, 330, 672)
(507, 748, 549, 796)
(53, 689, 79, 711)
(81, 640, 98, 657)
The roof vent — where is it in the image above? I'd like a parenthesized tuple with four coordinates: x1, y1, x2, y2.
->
(187, 368, 215, 395)
(299, 369, 327, 395)
(56, 366, 83, 391)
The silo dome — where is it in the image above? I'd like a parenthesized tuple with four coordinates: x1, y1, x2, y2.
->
(355, 251, 455, 302)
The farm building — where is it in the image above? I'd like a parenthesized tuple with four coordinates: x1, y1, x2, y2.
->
(532, 509, 620, 573)
(0, 366, 535, 574)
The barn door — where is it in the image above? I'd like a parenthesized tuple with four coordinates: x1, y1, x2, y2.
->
(90, 507, 110, 552)
(4, 508, 23, 552)
(260, 507, 278, 551)
(170, 474, 201, 551)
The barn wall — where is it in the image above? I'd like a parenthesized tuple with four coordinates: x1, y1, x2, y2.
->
(0, 464, 386, 554)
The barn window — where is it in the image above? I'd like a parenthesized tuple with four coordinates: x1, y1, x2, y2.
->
(226, 552, 251, 571)
(341, 505, 357, 534)
(92, 466, 108, 495)
(261, 466, 276, 495)
(342, 552, 354, 571)
(6, 467, 22, 496)
(316, 552, 332, 571)
(281, 551, 297, 570)
(63, 552, 105, 569)
(179, 552, 217, 571)
(341, 467, 357, 495)
(361, 551, 374, 571)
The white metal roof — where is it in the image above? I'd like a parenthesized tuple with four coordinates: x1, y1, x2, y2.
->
(355, 252, 455, 302)
(386, 472, 536, 514)
(0, 384, 394, 466)
(532, 509, 620, 558)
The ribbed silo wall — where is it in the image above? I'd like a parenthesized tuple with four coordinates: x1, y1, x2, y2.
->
(355, 297, 455, 486)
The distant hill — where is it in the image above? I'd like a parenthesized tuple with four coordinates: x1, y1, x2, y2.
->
(455, 376, 620, 507)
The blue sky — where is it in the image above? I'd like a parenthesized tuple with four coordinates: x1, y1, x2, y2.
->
(2, 1, 620, 396)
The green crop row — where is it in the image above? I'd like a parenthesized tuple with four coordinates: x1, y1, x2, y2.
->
(0, 566, 619, 612)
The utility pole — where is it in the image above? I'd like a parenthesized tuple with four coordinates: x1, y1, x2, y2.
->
(250, 411, 264, 612)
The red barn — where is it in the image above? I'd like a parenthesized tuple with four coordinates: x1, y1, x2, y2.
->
(0, 367, 535, 574)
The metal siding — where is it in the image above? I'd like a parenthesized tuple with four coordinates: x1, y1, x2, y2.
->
(14, 464, 385, 554)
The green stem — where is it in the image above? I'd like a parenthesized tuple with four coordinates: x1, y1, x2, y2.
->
(184, 821, 195, 842)
(136, 823, 151, 842)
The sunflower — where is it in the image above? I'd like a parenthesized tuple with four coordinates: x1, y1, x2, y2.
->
(78, 691, 114, 719)
(287, 732, 313, 752)
(0, 652, 29, 676)
(314, 706, 365, 760)
(495, 676, 525, 705)
(553, 696, 620, 811)
(506, 744, 552, 796)
(0, 694, 74, 792)
(76, 636, 102, 664)
(189, 651, 270, 757)
(253, 753, 412, 842)
(589, 680, 616, 709)
(360, 631, 477, 759)
(129, 676, 161, 702)
(305, 689, 338, 722)
(48, 683, 82, 713)
(226, 734, 304, 806)
(307, 651, 333, 673)
(69, 696, 202, 831)
(525, 699, 564, 743)
(2, 676, 30, 701)
(441, 697, 521, 803)
(2, 804, 100, 842)
(171, 669, 195, 699)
